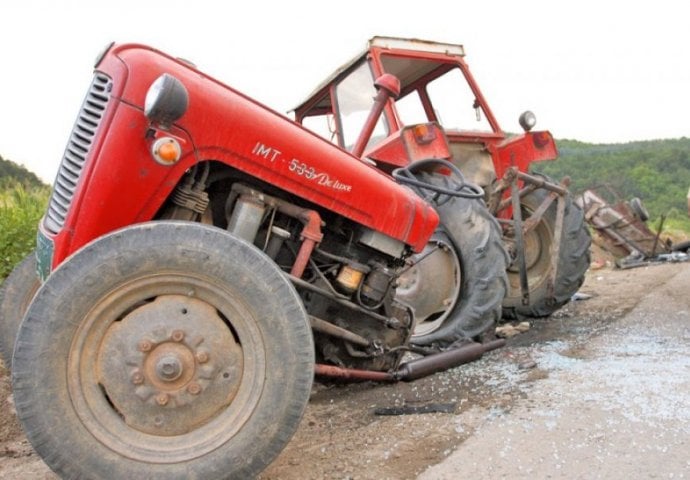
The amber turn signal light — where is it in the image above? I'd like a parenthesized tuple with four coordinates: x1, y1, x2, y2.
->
(151, 137, 182, 165)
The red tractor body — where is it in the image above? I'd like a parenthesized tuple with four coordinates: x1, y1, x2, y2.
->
(40, 43, 438, 276)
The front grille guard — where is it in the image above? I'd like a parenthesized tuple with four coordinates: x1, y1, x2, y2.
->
(43, 73, 112, 234)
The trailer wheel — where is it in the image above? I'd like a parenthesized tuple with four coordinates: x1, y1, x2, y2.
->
(12, 222, 314, 479)
(399, 173, 508, 347)
(502, 177, 591, 318)
(0, 252, 40, 368)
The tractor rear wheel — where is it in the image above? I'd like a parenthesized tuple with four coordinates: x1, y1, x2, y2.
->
(502, 178, 591, 318)
(0, 252, 40, 368)
(399, 174, 508, 347)
(12, 222, 314, 479)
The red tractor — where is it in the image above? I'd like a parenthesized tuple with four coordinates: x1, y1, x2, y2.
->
(0, 37, 589, 478)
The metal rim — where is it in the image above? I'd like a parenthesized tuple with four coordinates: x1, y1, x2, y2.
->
(397, 238, 462, 338)
(66, 272, 266, 464)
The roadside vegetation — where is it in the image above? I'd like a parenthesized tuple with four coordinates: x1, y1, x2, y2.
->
(0, 156, 49, 280)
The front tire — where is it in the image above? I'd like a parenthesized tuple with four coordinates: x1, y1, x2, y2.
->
(0, 252, 40, 368)
(12, 222, 314, 479)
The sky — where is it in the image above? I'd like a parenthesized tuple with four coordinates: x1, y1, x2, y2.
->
(1, 0, 689, 183)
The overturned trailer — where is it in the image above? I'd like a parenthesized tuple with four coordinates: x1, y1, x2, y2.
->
(576, 187, 690, 268)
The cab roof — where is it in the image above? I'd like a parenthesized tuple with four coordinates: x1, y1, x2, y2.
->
(292, 36, 465, 114)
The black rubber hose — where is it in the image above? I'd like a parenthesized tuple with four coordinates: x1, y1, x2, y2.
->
(392, 159, 484, 201)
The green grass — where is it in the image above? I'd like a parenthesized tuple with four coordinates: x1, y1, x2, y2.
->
(0, 184, 50, 280)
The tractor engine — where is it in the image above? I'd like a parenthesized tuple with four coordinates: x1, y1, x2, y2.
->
(198, 179, 415, 372)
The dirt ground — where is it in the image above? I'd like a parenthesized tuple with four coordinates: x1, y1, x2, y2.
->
(1, 257, 689, 479)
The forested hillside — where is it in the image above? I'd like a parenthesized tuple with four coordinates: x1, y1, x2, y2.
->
(536, 138, 690, 226)
(0, 155, 45, 190)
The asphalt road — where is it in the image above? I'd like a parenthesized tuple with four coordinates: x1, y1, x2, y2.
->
(418, 263, 690, 479)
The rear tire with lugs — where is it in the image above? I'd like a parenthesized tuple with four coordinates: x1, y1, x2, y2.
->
(402, 173, 509, 347)
(502, 177, 591, 318)
(12, 222, 314, 479)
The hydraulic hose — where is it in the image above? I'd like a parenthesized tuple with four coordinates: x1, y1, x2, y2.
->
(392, 158, 484, 202)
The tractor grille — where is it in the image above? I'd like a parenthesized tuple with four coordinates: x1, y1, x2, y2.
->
(43, 73, 112, 234)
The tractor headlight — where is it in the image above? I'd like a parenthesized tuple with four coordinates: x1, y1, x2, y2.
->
(518, 110, 537, 132)
(144, 74, 189, 127)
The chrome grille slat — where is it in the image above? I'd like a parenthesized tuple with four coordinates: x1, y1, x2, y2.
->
(44, 73, 112, 234)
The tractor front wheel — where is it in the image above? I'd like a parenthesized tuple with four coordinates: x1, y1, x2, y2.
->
(11, 222, 314, 479)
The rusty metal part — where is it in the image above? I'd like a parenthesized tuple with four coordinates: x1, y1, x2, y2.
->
(518, 171, 569, 195)
(314, 363, 395, 382)
(492, 168, 569, 215)
(309, 315, 371, 348)
(230, 184, 323, 278)
(651, 215, 666, 257)
(510, 174, 530, 306)
(499, 169, 571, 306)
(143, 341, 196, 391)
(394, 339, 505, 381)
(97, 294, 243, 436)
(131, 371, 144, 385)
(488, 166, 518, 213)
(288, 273, 400, 328)
(575, 189, 670, 259)
(138, 339, 153, 352)
(398, 238, 461, 338)
(547, 191, 567, 301)
(521, 176, 570, 236)
(314, 339, 506, 383)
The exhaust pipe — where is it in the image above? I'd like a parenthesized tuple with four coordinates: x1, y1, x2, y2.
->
(394, 339, 505, 381)
(314, 339, 505, 382)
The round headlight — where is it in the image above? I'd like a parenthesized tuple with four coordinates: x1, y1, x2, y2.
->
(518, 110, 537, 132)
(144, 74, 189, 127)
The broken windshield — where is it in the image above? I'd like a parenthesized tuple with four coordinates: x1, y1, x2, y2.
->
(379, 55, 494, 133)
(335, 61, 389, 150)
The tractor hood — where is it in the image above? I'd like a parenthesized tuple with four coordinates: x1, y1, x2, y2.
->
(94, 44, 439, 252)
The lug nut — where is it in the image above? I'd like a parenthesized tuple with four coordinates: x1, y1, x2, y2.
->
(156, 393, 169, 406)
(187, 382, 202, 395)
(196, 351, 209, 364)
(138, 339, 153, 352)
(131, 371, 144, 385)
(171, 330, 185, 342)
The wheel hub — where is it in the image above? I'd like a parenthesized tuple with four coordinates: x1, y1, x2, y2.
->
(97, 295, 243, 436)
(396, 238, 461, 338)
(155, 354, 183, 382)
(144, 342, 196, 390)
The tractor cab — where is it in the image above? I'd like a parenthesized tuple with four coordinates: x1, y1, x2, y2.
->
(294, 36, 556, 193)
